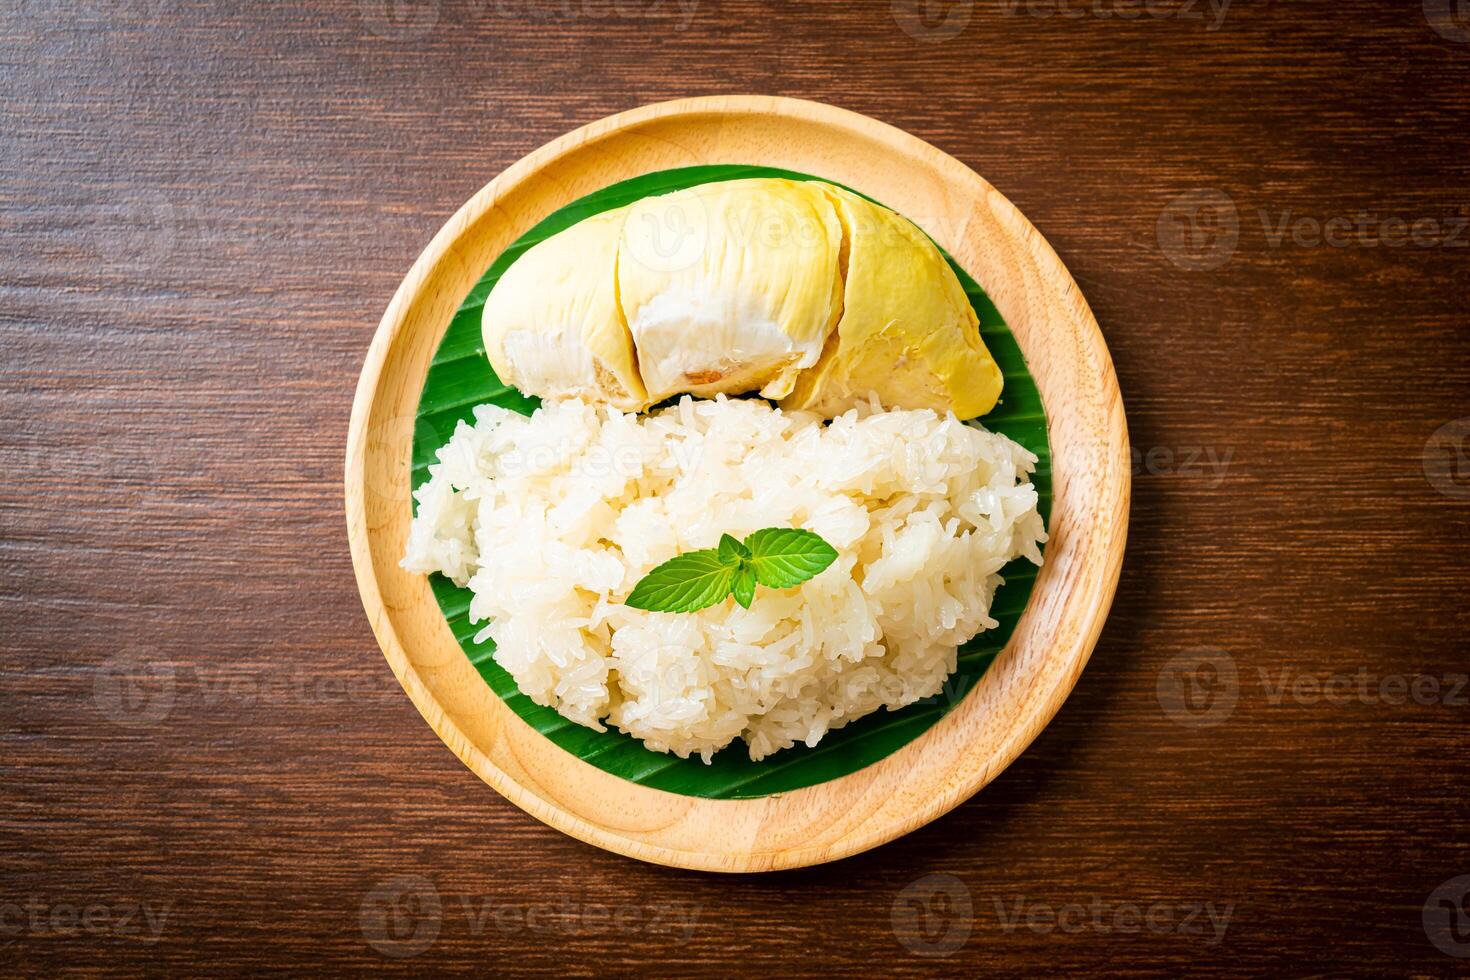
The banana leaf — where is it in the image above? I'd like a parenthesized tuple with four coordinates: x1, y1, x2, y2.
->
(412, 165, 1051, 799)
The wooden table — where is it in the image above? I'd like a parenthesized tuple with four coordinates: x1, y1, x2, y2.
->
(4, 1, 1468, 974)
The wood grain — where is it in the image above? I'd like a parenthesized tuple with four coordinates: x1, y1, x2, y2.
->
(3, 0, 1469, 973)
(346, 96, 1128, 871)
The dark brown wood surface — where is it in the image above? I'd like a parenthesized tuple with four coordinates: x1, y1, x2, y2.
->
(3, 0, 1468, 975)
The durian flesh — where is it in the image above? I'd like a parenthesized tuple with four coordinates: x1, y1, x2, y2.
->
(481, 206, 648, 413)
(780, 185, 1004, 420)
(617, 178, 844, 403)
(480, 177, 1003, 420)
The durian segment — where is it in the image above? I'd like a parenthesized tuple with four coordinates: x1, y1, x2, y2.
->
(481, 206, 649, 413)
(617, 178, 844, 403)
(781, 185, 1004, 421)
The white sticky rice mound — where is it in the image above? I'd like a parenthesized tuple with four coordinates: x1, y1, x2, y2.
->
(402, 395, 1046, 762)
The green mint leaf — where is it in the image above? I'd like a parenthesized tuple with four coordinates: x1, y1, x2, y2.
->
(624, 528, 839, 614)
(744, 528, 839, 590)
(717, 533, 751, 566)
(732, 564, 756, 609)
(624, 550, 735, 613)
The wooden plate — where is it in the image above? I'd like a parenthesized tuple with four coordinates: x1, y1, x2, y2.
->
(345, 95, 1129, 872)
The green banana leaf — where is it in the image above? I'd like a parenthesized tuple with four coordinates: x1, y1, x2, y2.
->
(412, 165, 1051, 799)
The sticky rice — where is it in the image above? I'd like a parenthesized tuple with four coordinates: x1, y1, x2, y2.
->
(402, 396, 1045, 761)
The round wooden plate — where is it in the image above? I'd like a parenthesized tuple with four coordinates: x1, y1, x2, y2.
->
(345, 96, 1129, 872)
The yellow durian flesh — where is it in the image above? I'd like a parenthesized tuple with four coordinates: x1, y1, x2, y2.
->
(481, 206, 649, 413)
(781, 186, 1003, 421)
(617, 178, 844, 403)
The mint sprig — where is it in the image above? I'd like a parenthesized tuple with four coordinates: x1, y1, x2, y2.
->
(624, 528, 839, 613)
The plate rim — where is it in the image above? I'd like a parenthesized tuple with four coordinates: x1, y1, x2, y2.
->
(345, 95, 1129, 872)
